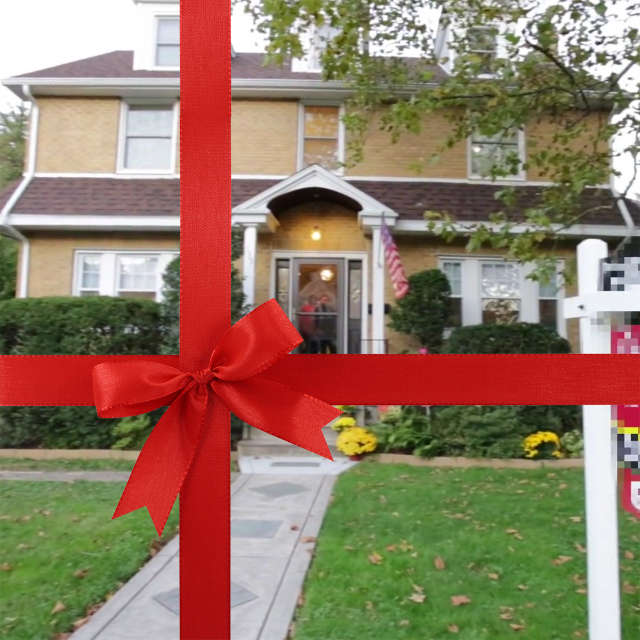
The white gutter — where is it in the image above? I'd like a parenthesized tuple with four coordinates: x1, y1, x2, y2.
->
(0, 84, 39, 298)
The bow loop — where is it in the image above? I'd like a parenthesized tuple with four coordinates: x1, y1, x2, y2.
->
(93, 299, 340, 536)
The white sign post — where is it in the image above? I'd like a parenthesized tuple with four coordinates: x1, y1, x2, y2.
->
(563, 238, 640, 639)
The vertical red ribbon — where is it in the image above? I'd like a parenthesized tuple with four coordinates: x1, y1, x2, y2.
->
(180, 0, 231, 637)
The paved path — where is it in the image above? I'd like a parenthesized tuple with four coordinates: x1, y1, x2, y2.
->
(70, 471, 337, 640)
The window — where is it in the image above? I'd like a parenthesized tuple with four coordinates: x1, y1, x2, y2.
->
(467, 25, 499, 74)
(74, 251, 177, 302)
(156, 17, 179, 67)
(117, 255, 160, 300)
(441, 260, 462, 327)
(78, 255, 101, 297)
(481, 262, 521, 324)
(121, 104, 175, 172)
(470, 129, 524, 179)
(301, 105, 341, 171)
(538, 270, 560, 330)
(439, 257, 565, 334)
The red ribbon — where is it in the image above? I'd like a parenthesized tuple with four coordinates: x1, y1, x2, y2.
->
(92, 299, 340, 536)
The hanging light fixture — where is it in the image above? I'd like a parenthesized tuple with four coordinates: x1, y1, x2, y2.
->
(310, 225, 322, 241)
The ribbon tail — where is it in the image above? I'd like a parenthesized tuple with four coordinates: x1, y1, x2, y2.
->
(212, 376, 341, 460)
(113, 385, 209, 536)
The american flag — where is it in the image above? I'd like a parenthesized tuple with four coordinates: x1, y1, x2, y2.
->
(381, 221, 410, 299)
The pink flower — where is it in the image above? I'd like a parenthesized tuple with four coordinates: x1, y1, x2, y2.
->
(418, 347, 429, 355)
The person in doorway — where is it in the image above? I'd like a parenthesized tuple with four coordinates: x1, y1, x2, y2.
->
(298, 295, 318, 353)
(314, 294, 337, 353)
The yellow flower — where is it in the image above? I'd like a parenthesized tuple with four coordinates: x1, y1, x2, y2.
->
(331, 416, 357, 432)
(336, 427, 378, 456)
(522, 431, 563, 459)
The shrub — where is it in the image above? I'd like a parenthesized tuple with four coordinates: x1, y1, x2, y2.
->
(444, 322, 571, 354)
(388, 269, 451, 353)
(370, 406, 435, 456)
(0, 296, 165, 449)
(111, 415, 153, 450)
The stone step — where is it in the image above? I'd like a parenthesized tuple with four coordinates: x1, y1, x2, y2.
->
(237, 439, 342, 458)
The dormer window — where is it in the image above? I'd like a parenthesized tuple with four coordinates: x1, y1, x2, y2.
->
(467, 25, 499, 74)
(155, 17, 179, 67)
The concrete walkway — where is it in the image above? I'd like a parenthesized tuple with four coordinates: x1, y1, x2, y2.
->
(0, 470, 132, 482)
(71, 469, 338, 640)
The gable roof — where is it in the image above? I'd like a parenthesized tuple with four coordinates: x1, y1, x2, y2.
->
(4, 176, 638, 231)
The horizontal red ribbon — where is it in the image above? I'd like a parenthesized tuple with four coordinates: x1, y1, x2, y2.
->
(92, 299, 340, 535)
(3, 354, 640, 406)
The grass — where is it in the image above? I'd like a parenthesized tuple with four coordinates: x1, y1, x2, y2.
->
(0, 458, 135, 472)
(292, 462, 640, 640)
(0, 481, 179, 639)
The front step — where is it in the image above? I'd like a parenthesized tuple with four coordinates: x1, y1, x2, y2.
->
(238, 424, 341, 458)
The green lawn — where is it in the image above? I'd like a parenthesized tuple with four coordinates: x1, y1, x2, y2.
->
(0, 481, 178, 639)
(293, 462, 640, 639)
(0, 457, 136, 472)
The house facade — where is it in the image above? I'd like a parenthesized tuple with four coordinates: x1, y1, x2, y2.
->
(1, 0, 638, 357)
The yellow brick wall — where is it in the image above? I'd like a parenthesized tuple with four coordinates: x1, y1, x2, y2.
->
(25, 232, 179, 297)
(345, 111, 469, 179)
(231, 100, 299, 175)
(36, 98, 121, 173)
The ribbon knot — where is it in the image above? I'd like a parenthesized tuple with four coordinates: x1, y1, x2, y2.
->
(92, 299, 340, 535)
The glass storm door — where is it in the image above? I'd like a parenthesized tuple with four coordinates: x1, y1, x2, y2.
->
(274, 256, 364, 354)
(292, 259, 344, 354)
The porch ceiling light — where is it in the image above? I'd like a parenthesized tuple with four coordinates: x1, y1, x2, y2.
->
(310, 225, 322, 241)
(320, 268, 334, 282)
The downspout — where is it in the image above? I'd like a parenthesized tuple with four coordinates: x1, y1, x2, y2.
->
(0, 84, 39, 298)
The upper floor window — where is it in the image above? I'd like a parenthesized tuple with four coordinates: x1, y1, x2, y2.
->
(301, 105, 341, 171)
(120, 103, 176, 172)
(467, 25, 499, 74)
(156, 17, 180, 67)
(469, 129, 525, 180)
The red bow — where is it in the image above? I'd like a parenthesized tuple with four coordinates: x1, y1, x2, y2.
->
(92, 299, 340, 535)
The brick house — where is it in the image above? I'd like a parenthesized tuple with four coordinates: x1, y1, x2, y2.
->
(1, 0, 638, 359)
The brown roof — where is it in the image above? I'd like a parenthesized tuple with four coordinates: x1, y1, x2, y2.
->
(13, 50, 447, 83)
(7, 177, 637, 228)
(0, 179, 21, 211)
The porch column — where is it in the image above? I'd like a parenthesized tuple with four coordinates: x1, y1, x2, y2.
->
(371, 225, 386, 354)
(242, 223, 258, 308)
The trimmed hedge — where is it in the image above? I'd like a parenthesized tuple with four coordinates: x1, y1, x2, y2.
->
(0, 297, 166, 448)
(444, 322, 571, 354)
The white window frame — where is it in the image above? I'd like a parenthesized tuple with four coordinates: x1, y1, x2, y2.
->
(438, 256, 566, 336)
(117, 100, 179, 175)
(153, 15, 180, 70)
(297, 102, 345, 175)
(467, 128, 526, 181)
(73, 250, 178, 303)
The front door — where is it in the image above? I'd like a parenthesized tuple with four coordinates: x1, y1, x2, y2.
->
(292, 258, 343, 354)
(274, 255, 365, 354)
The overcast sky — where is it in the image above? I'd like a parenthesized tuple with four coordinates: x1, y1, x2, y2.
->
(0, 0, 265, 109)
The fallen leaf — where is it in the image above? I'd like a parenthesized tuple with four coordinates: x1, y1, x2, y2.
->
(16, 543, 31, 551)
(569, 516, 582, 523)
(297, 593, 305, 607)
(290, 524, 299, 531)
(623, 582, 638, 594)
(451, 595, 471, 606)
(517, 584, 528, 591)
(625, 550, 635, 560)
(301, 536, 316, 544)
(0, 563, 12, 572)
(365, 600, 374, 610)
(386, 544, 397, 552)
(448, 624, 460, 633)
(488, 573, 499, 580)
(574, 542, 586, 553)
(576, 588, 587, 594)
(73, 617, 89, 630)
(552, 555, 573, 566)
(408, 592, 426, 603)
(51, 601, 66, 615)
(398, 620, 410, 627)
(379, 495, 387, 504)
(500, 612, 513, 620)
(572, 574, 586, 585)
(434, 556, 446, 570)
(505, 528, 523, 540)
(398, 540, 414, 552)
(73, 568, 89, 579)
(368, 552, 383, 565)
(343, 545, 354, 551)
(510, 623, 525, 631)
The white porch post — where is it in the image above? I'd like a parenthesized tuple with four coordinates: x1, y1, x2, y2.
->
(371, 225, 386, 354)
(577, 239, 621, 640)
(242, 223, 258, 308)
